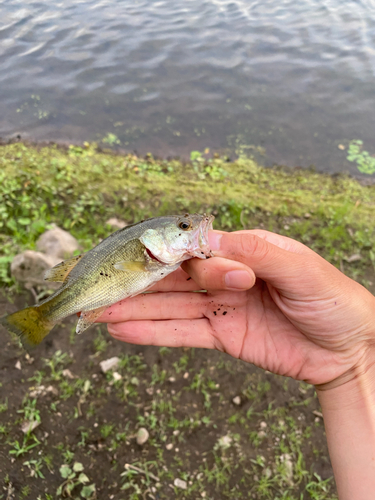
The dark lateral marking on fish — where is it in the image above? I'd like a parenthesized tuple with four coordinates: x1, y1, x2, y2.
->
(223, 311, 227, 315)
(233, 308, 235, 310)
(108, 312, 112, 315)
(213, 311, 217, 315)
(186, 277, 192, 281)
(218, 308, 220, 311)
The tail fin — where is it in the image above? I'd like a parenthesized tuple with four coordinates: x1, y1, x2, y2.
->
(0, 304, 55, 348)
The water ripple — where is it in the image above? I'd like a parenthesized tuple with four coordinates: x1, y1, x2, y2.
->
(0, 0, 374, 172)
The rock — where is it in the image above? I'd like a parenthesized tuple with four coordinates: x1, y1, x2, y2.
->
(166, 443, 173, 450)
(174, 478, 187, 490)
(99, 356, 120, 373)
(106, 218, 128, 230)
(36, 226, 80, 259)
(21, 420, 40, 434)
(260, 421, 267, 429)
(232, 396, 241, 406)
(136, 428, 149, 445)
(11, 250, 61, 288)
(15, 360, 21, 370)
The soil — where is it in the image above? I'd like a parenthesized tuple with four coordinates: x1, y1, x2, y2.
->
(0, 291, 336, 500)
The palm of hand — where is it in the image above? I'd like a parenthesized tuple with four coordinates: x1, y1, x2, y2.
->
(198, 280, 351, 386)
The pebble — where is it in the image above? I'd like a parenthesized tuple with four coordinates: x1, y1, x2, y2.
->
(260, 421, 267, 429)
(166, 443, 173, 450)
(218, 435, 232, 448)
(232, 396, 241, 406)
(136, 428, 149, 446)
(174, 478, 187, 490)
(21, 420, 40, 434)
(62, 369, 75, 379)
(100, 356, 120, 373)
(15, 360, 21, 370)
(183, 372, 189, 379)
(112, 372, 122, 381)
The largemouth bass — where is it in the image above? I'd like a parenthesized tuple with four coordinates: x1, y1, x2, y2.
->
(1, 213, 214, 347)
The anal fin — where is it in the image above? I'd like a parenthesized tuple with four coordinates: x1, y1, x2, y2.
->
(44, 254, 83, 282)
(76, 306, 107, 335)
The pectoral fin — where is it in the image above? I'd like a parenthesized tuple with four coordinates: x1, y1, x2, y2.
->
(76, 306, 107, 335)
(44, 255, 83, 282)
(113, 261, 148, 272)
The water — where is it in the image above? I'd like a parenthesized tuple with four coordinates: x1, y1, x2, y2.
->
(0, 0, 375, 174)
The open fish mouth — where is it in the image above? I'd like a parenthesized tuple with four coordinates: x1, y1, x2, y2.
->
(189, 214, 215, 259)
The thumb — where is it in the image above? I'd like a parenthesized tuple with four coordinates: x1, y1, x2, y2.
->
(208, 229, 321, 291)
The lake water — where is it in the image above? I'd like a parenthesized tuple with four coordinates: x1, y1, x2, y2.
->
(0, 0, 375, 174)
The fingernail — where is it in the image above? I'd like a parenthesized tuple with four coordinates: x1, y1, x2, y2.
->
(107, 324, 120, 336)
(225, 270, 253, 290)
(208, 231, 222, 251)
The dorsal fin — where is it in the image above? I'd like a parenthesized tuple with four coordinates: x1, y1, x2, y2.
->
(44, 254, 83, 282)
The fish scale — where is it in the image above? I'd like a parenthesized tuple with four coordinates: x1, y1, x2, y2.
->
(0, 213, 214, 347)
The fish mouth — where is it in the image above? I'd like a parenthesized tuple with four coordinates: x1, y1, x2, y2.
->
(189, 214, 215, 259)
(145, 247, 163, 263)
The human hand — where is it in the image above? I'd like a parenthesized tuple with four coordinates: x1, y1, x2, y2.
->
(98, 230, 375, 389)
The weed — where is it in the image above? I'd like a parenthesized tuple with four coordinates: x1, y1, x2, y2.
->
(347, 139, 375, 175)
(56, 462, 96, 499)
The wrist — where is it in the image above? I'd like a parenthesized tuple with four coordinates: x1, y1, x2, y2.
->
(316, 349, 375, 411)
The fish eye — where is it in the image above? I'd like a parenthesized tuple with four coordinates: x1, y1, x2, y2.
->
(178, 220, 192, 230)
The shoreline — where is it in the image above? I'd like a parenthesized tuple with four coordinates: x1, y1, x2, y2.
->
(1, 140, 374, 291)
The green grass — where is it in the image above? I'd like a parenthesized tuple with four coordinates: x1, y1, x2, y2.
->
(0, 141, 375, 289)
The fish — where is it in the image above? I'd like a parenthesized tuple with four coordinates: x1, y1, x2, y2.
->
(0, 213, 214, 348)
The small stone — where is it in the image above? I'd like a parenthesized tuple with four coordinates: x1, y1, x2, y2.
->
(304, 212, 311, 218)
(174, 478, 187, 490)
(260, 421, 267, 429)
(183, 372, 189, 379)
(173, 430, 180, 436)
(46, 385, 59, 396)
(136, 427, 149, 445)
(146, 387, 154, 395)
(22, 420, 40, 434)
(112, 371, 122, 381)
(218, 435, 232, 448)
(100, 356, 120, 373)
(36, 226, 80, 258)
(166, 443, 173, 450)
(15, 360, 21, 370)
(338, 144, 345, 150)
(62, 369, 75, 379)
(106, 218, 128, 229)
(232, 396, 241, 406)
(284, 224, 290, 230)
(168, 377, 176, 383)
(257, 430, 266, 438)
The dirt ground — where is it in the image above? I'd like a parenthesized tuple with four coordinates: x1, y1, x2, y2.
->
(0, 291, 336, 500)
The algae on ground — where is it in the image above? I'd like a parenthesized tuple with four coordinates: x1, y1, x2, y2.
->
(0, 141, 374, 288)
